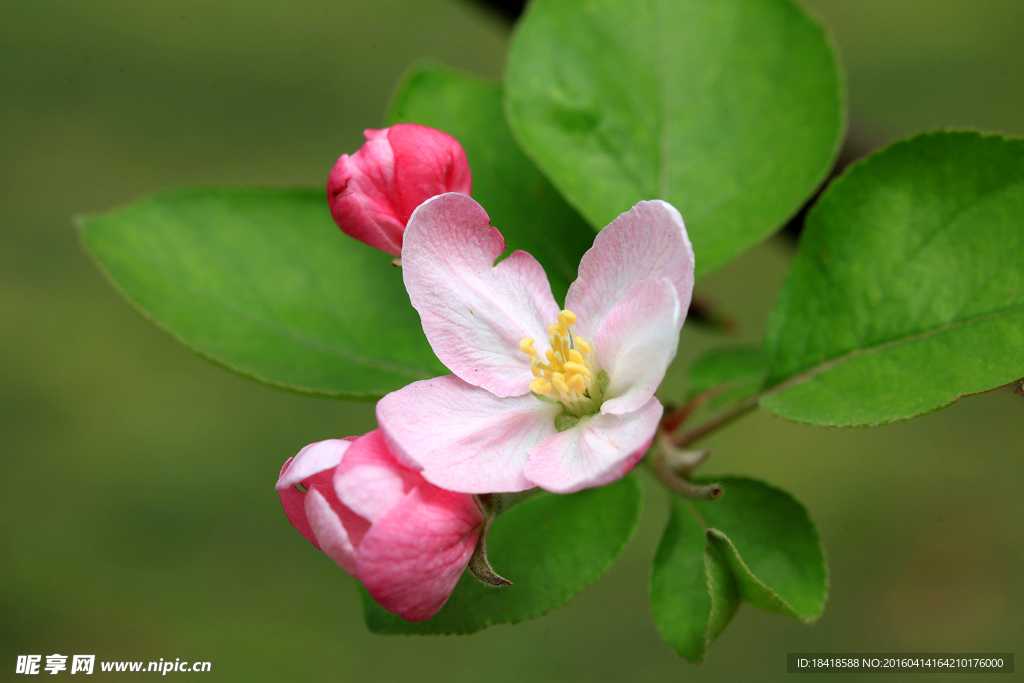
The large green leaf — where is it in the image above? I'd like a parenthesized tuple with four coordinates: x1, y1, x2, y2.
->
(78, 188, 445, 399)
(505, 0, 844, 277)
(387, 63, 594, 303)
(763, 132, 1024, 426)
(363, 474, 642, 634)
(651, 477, 826, 662)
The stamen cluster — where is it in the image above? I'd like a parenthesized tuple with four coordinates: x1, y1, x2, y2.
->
(520, 310, 600, 416)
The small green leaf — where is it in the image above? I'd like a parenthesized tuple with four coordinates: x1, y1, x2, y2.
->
(387, 62, 594, 303)
(705, 530, 803, 621)
(505, 0, 844, 277)
(763, 132, 1024, 426)
(687, 347, 766, 399)
(651, 499, 739, 663)
(78, 188, 445, 399)
(364, 474, 642, 634)
(685, 346, 766, 415)
(702, 531, 742, 643)
(694, 477, 827, 623)
(651, 477, 826, 661)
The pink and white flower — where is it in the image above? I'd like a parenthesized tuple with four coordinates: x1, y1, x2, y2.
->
(377, 193, 694, 494)
(327, 124, 472, 256)
(276, 429, 484, 621)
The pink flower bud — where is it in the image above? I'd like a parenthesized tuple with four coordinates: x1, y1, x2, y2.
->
(276, 429, 484, 621)
(326, 124, 472, 256)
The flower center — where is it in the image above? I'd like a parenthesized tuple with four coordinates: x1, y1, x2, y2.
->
(520, 310, 605, 417)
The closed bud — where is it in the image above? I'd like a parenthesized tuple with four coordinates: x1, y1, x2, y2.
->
(326, 123, 472, 256)
(277, 429, 485, 621)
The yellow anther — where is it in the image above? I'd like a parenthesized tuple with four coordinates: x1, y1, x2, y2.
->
(567, 374, 586, 393)
(526, 310, 599, 410)
(530, 377, 552, 394)
(563, 361, 591, 377)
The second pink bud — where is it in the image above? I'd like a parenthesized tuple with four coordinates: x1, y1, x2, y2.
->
(327, 123, 472, 256)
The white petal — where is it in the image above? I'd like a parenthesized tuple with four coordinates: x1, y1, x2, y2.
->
(524, 398, 664, 493)
(402, 193, 561, 397)
(565, 200, 694, 340)
(377, 374, 559, 493)
(595, 278, 680, 415)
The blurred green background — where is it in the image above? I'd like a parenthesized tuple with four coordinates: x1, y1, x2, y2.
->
(1, 0, 1022, 680)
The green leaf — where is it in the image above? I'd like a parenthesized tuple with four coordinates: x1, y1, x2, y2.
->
(695, 477, 827, 623)
(363, 474, 642, 634)
(687, 347, 766, 399)
(78, 188, 445, 399)
(686, 346, 766, 415)
(651, 477, 826, 661)
(387, 62, 594, 303)
(651, 498, 739, 663)
(505, 0, 844, 277)
(763, 131, 1024, 426)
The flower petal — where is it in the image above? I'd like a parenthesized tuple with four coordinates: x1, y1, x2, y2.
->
(402, 193, 561, 397)
(277, 438, 357, 548)
(594, 278, 680, 415)
(304, 488, 362, 575)
(356, 484, 483, 622)
(277, 458, 319, 548)
(377, 374, 559, 493)
(333, 429, 419, 524)
(389, 124, 472, 224)
(524, 397, 663, 493)
(327, 137, 404, 255)
(565, 200, 694, 340)
(275, 439, 353, 490)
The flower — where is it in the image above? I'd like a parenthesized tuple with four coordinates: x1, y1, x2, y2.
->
(377, 193, 694, 494)
(327, 123, 472, 256)
(276, 429, 485, 621)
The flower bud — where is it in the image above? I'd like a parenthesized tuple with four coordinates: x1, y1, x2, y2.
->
(276, 429, 486, 621)
(326, 124, 472, 256)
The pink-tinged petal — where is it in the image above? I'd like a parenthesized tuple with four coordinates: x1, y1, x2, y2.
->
(275, 439, 353, 490)
(327, 139, 403, 255)
(402, 193, 561, 397)
(389, 124, 472, 223)
(305, 488, 362, 576)
(277, 438, 357, 548)
(327, 124, 472, 256)
(377, 374, 559, 493)
(357, 484, 483, 622)
(278, 458, 319, 548)
(334, 429, 419, 524)
(594, 278, 680, 415)
(524, 397, 663, 494)
(565, 200, 694, 339)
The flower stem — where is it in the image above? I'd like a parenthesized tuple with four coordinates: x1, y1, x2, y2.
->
(648, 441, 723, 502)
(672, 395, 759, 448)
